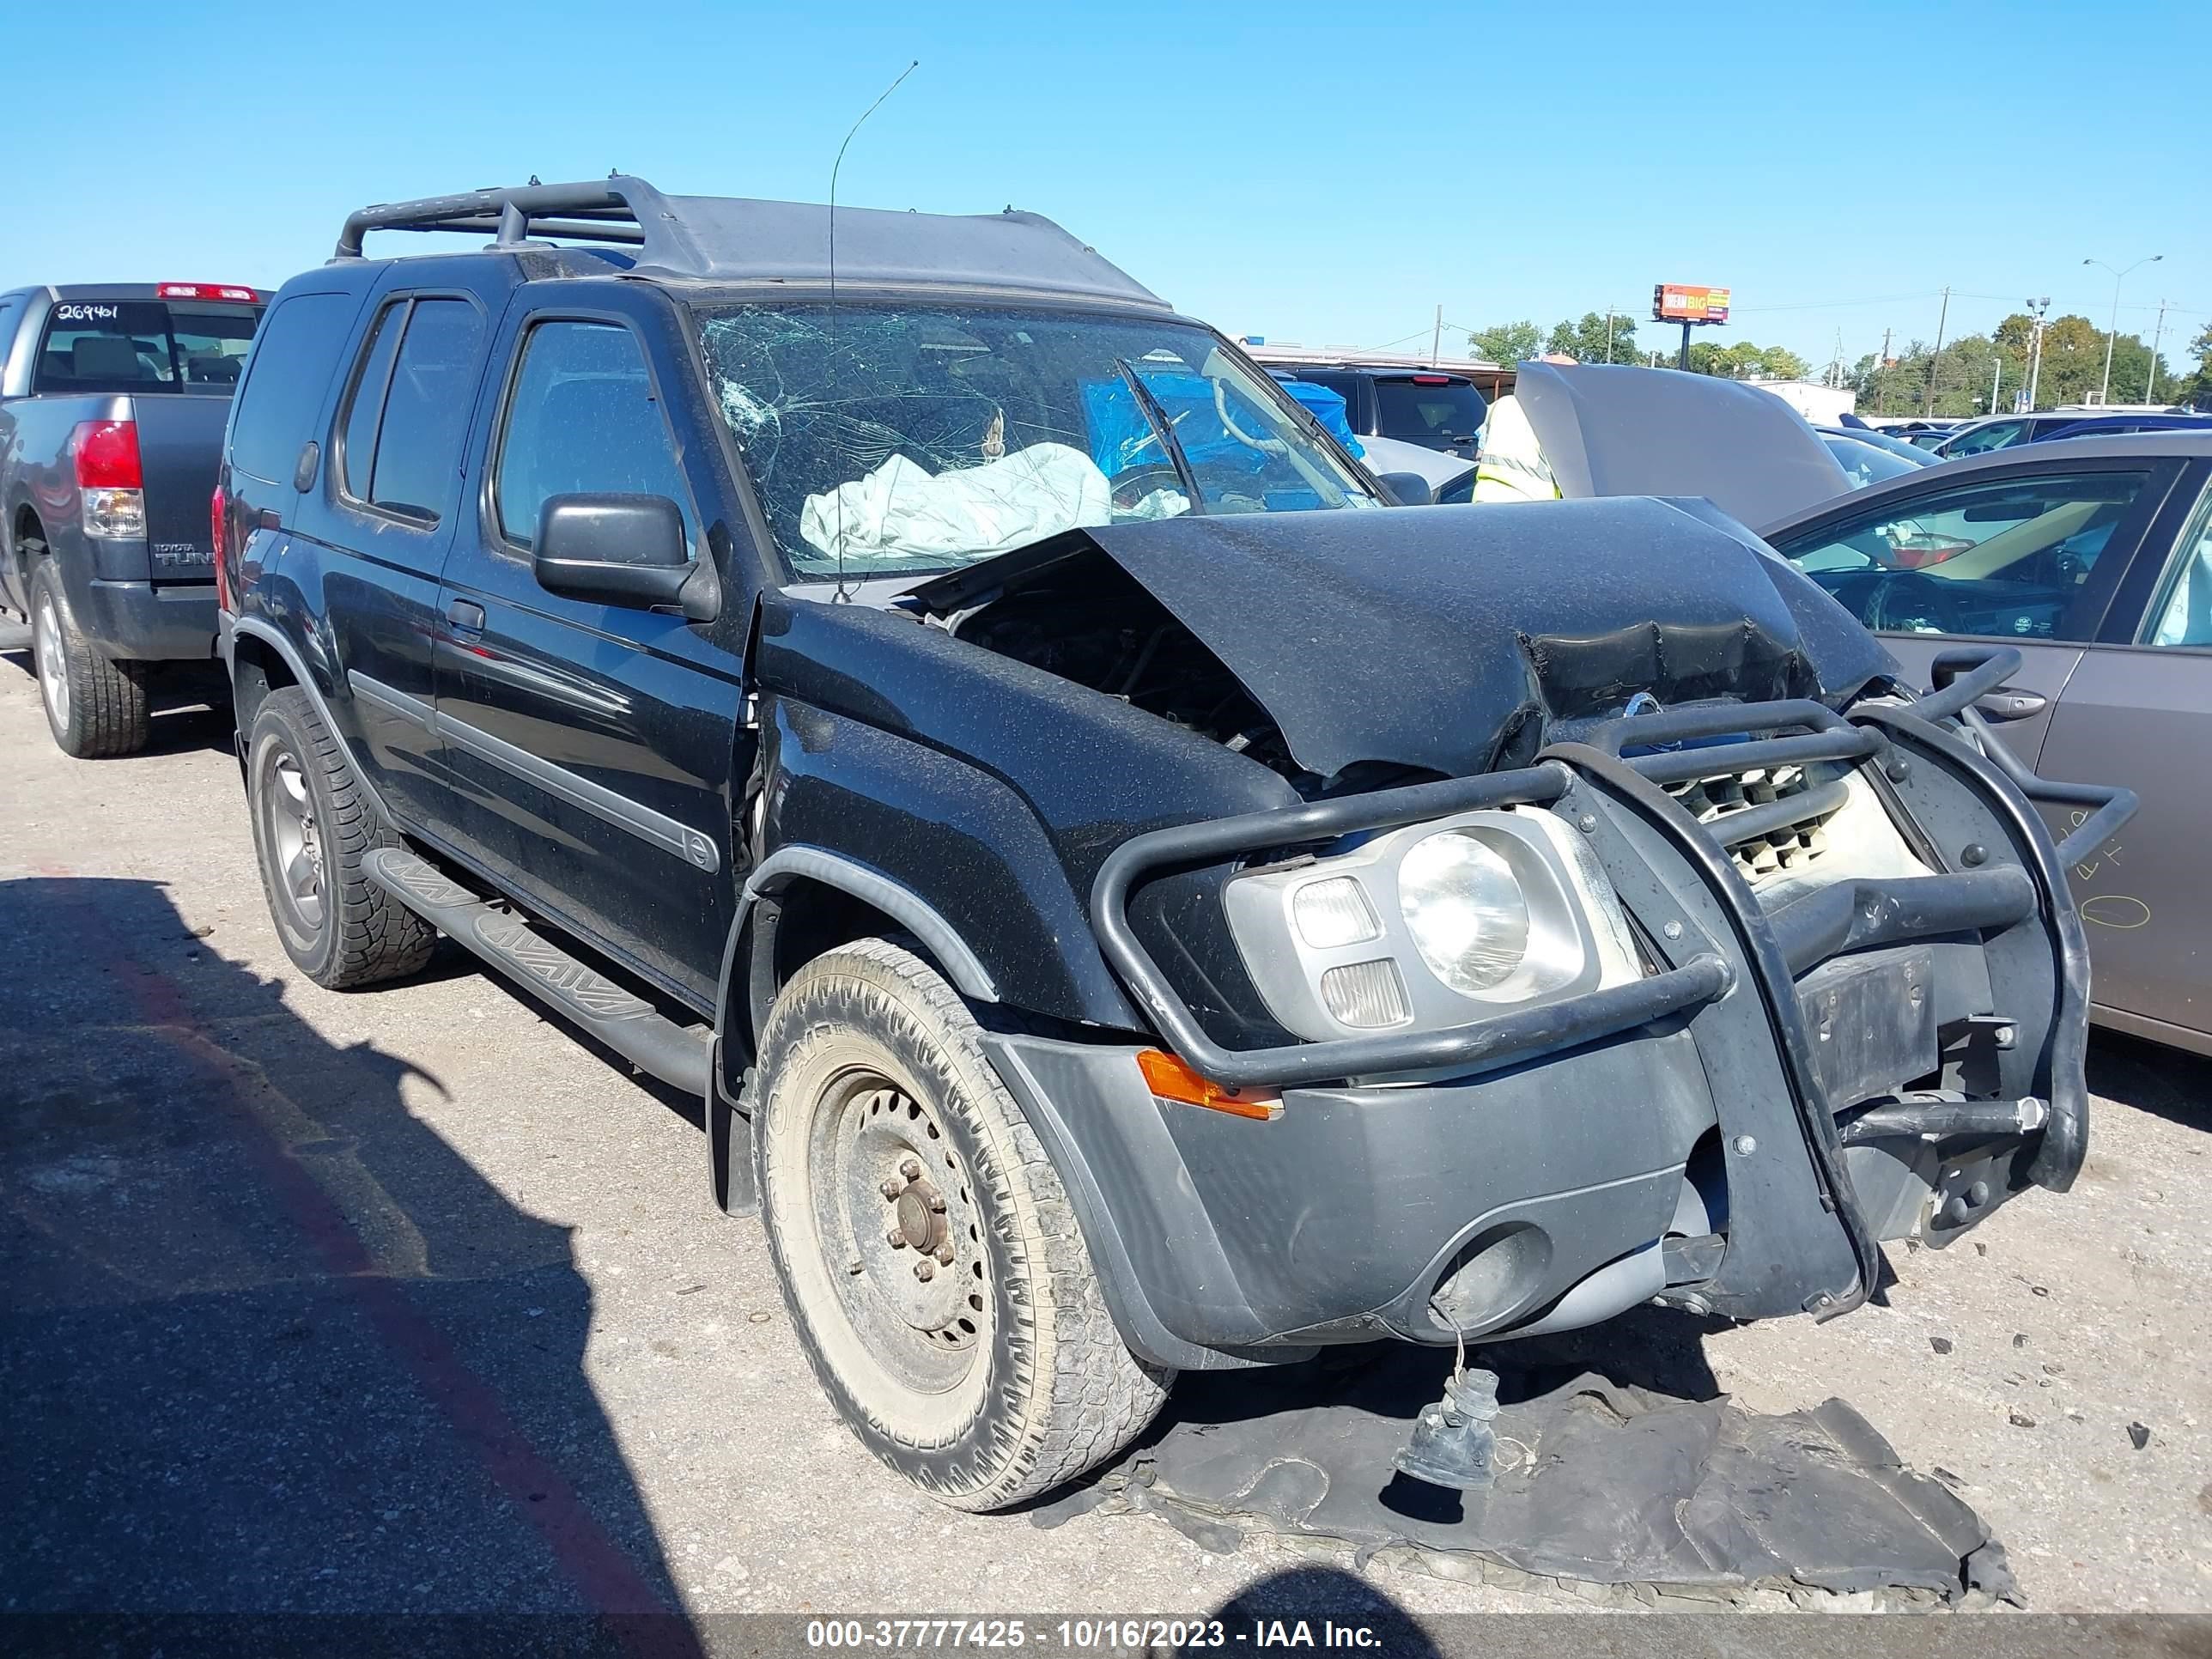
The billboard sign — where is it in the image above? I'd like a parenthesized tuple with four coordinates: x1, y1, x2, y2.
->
(1654, 284, 1730, 324)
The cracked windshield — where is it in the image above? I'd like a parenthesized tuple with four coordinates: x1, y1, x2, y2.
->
(696, 304, 1376, 576)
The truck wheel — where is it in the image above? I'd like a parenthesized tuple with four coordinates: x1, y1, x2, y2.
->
(246, 685, 434, 989)
(755, 937, 1171, 1510)
(28, 562, 150, 757)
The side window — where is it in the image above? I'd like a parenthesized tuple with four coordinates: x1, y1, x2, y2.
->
(228, 291, 362, 486)
(1771, 469, 2154, 643)
(1943, 420, 2027, 456)
(350, 299, 485, 526)
(494, 320, 691, 554)
(336, 304, 406, 500)
(2145, 483, 2212, 648)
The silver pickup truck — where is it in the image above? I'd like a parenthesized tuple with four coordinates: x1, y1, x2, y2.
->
(1, 283, 264, 755)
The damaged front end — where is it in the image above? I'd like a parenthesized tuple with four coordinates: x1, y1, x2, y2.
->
(893, 499, 2131, 1371)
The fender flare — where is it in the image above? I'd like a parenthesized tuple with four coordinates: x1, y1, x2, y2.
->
(719, 844, 1000, 1015)
(228, 615, 392, 821)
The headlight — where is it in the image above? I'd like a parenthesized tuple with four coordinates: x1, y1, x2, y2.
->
(1398, 830, 1531, 994)
(1220, 807, 1637, 1044)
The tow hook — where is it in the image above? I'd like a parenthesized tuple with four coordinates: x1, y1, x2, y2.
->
(1394, 1364, 1502, 1491)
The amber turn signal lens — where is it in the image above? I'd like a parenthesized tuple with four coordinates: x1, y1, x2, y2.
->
(1136, 1049, 1282, 1120)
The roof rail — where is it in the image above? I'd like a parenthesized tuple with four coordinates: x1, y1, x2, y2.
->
(334, 176, 692, 264)
(331, 175, 1169, 309)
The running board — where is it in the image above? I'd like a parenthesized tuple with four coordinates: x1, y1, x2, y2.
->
(361, 847, 712, 1097)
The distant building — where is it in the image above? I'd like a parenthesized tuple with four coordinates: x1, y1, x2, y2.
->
(1738, 379, 1856, 426)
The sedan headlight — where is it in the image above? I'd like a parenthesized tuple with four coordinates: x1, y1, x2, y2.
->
(1398, 830, 1531, 994)
(1220, 808, 1639, 1043)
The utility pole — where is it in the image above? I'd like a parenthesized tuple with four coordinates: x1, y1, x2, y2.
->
(1431, 304, 1442, 368)
(2025, 297, 2051, 410)
(1605, 308, 1616, 364)
(1990, 354, 2002, 414)
(1878, 327, 1892, 415)
(2147, 298, 2171, 402)
(1923, 287, 1951, 415)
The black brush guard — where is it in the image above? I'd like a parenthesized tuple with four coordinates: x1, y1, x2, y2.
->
(1091, 645, 2134, 1221)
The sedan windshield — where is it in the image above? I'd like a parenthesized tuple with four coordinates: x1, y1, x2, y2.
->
(695, 302, 1376, 576)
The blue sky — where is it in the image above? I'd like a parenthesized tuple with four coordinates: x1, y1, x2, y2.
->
(12, 0, 2206, 372)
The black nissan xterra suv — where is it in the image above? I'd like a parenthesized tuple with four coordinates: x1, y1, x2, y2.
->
(217, 179, 2131, 1512)
(3, 283, 264, 755)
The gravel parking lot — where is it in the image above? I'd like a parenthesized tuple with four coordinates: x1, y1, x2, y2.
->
(3, 640, 2209, 1629)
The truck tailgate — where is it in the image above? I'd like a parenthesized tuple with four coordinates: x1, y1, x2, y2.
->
(132, 395, 231, 580)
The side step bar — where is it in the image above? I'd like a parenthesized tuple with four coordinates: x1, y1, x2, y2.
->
(361, 847, 712, 1098)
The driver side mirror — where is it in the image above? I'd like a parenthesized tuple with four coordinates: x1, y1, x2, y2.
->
(532, 493, 720, 622)
(1376, 471, 1435, 507)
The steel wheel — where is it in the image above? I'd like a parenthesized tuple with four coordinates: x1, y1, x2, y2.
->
(259, 744, 326, 936)
(34, 591, 68, 732)
(810, 1069, 992, 1405)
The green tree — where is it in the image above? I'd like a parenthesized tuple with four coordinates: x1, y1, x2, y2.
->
(1468, 320, 1542, 364)
(2167, 323, 2212, 410)
(1683, 340, 1810, 380)
(1542, 311, 1642, 364)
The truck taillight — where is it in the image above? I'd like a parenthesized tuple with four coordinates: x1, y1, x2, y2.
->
(71, 419, 146, 539)
(73, 420, 143, 489)
(212, 484, 234, 612)
(157, 283, 260, 303)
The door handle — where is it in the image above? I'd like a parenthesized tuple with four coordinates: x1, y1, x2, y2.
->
(445, 598, 486, 635)
(1973, 689, 2048, 721)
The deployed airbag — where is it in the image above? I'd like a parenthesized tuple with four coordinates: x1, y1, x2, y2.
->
(800, 441, 1111, 564)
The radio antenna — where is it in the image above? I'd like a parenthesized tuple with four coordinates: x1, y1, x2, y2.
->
(828, 58, 918, 602)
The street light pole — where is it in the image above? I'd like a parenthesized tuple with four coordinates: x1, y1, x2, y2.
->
(2083, 253, 2162, 405)
(2025, 297, 2051, 410)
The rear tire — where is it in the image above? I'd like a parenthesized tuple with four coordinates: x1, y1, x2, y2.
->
(29, 561, 150, 758)
(246, 685, 434, 989)
(756, 938, 1171, 1511)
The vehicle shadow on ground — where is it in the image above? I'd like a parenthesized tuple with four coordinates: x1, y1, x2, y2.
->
(0, 874, 701, 1649)
(2087, 1030, 2212, 1132)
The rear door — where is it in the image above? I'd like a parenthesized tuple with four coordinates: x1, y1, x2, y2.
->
(1764, 455, 2189, 768)
(431, 291, 744, 1005)
(304, 291, 495, 824)
(2031, 465, 2212, 1045)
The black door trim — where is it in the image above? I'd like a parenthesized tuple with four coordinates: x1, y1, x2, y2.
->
(347, 668, 720, 873)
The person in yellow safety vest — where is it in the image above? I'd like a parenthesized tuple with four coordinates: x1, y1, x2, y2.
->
(1471, 355, 1578, 504)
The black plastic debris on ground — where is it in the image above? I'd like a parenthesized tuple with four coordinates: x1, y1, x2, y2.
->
(1033, 1346, 2021, 1611)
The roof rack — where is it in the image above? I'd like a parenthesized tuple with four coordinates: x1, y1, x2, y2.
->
(335, 177, 675, 261)
(332, 175, 1170, 309)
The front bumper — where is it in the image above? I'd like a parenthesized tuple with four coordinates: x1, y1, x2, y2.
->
(1041, 649, 2130, 1371)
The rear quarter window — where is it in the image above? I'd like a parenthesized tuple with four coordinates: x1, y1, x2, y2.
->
(228, 290, 365, 486)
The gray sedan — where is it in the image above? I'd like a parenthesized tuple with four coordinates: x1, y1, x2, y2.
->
(1759, 432, 2212, 1055)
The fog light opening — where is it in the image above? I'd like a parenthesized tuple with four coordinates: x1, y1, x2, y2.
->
(1429, 1221, 1553, 1334)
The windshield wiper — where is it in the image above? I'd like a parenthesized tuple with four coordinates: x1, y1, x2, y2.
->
(1114, 358, 1204, 514)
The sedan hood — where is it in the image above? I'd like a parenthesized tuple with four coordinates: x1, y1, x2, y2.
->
(1515, 362, 1856, 529)
(910, 497, 1897, 783)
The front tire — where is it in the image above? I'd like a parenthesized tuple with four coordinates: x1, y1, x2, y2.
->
(28, 561, 150, 757)
(756, 938, 1171, 1511)
(246, 685, 434, 989)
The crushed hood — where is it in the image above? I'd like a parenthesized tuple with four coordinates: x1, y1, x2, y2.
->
(909, 497, 1898, 783)
(1514, 362, 1855, 529)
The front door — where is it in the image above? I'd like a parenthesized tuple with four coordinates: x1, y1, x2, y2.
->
(431, 300, 744, 1007)
(2033, 470, 2212, 1044)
